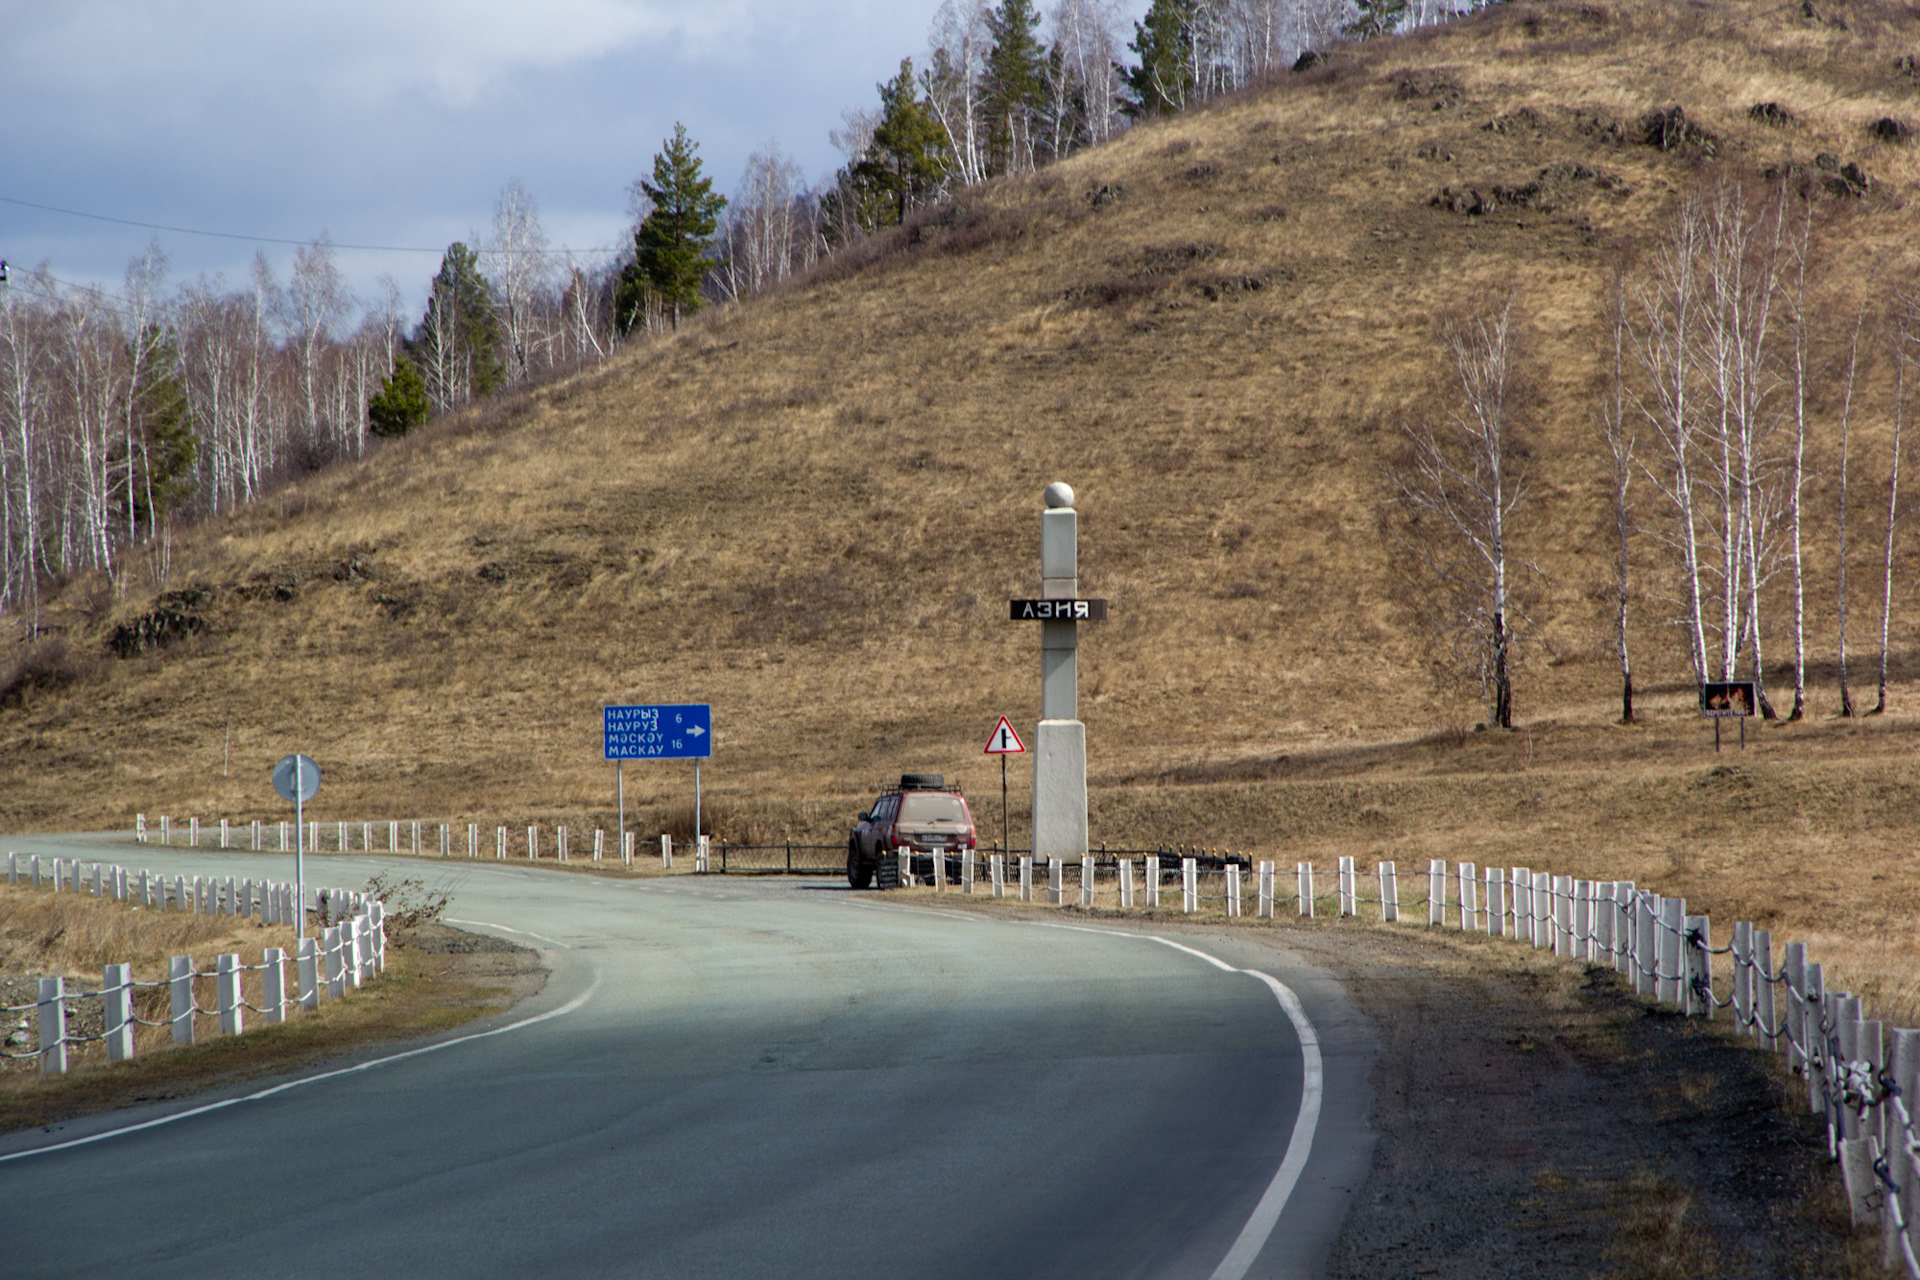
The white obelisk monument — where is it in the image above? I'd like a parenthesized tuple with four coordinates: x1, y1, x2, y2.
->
(1033, 481, 1088, 858)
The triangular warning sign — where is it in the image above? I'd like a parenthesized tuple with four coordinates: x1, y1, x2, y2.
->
(983, 716, 1027, 755)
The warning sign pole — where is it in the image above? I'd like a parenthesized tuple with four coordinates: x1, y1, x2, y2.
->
(983, 717, 1027, 857)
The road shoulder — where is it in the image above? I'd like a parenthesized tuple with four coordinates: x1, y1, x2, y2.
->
(0, 921, 545, 1136)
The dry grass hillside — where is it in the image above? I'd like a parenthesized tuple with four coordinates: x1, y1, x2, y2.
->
(5, 0, 1920, 1002)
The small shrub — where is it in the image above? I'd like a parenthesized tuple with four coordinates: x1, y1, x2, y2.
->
(0, 638, 97, 709)
(361, 873, 453, 946)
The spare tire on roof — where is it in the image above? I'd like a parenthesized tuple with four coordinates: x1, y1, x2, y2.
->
(900, 773, 945, 790)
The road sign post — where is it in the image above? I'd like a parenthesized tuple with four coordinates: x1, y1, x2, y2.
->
(271, 754, 321, 939)
(605, 704, 713, 850)
(983, 716, 1027, 855)
(1008, 482, 1107, 860)
(1700, 681, 1756, 752)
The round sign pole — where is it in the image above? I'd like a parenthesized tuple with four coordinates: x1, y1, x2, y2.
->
(273, 754, 321, 940)
(295, 786, 305, 939)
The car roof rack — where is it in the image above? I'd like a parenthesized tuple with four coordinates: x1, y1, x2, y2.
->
(882, 773, 961, 794)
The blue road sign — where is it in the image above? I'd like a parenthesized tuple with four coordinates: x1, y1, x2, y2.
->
(605, 704, 712, 760)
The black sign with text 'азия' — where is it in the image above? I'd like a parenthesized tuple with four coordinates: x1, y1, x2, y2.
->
(1008, 599, 1108, 621)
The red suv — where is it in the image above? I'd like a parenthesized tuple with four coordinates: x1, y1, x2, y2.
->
(847, 774, 978, 889)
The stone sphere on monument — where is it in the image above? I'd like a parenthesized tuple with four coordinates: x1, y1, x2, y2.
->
(1043, 481, 1075, 509)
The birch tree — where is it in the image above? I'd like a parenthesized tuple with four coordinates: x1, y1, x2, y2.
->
(1600, 276, 1636, 722)
(1390, 297, 1531, 728)
(1783, 199, 1814, 719)
(287, 238, 353, 457)
(122, 241, 171, 547)
(926, 0, 991, 186)
(0, 267, 52, 619)
(485, 180, 552, 387)
(1628, 193, 1711, 685)
(1836, 309, 1864, 716)
(1873, 319, 1908, 714)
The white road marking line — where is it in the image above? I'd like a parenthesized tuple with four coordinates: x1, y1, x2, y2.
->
(1208, 967, 1323, 1280)
(844, 898, 1323, 1278)
(443, 918, 571, 948)
(0, 977, 601, 1165)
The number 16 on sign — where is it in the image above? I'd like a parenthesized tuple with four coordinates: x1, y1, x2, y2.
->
(983, 716, 1026, 856)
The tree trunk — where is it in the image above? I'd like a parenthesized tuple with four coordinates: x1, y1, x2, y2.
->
(1873, 348, 1905, 714)
(1838, 313, 1862, 717)
(1493, 611, 1512, 729)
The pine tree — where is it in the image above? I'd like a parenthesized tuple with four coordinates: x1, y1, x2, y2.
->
(368, 356, 431, 438)
(620, 123, 727, 331)
(410, 243, 502, 411)
(1124, 0, 1196, 118)
(126, 332, 196, 531)
(851, 59, 951, 227)
(982, 0, 1049, 174)
(1345, 0, 1410, 40)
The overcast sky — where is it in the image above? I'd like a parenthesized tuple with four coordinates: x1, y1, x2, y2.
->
(3, 0, 1145, 318)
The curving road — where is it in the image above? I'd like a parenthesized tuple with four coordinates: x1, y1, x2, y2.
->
(0, 837, 1376, 1279)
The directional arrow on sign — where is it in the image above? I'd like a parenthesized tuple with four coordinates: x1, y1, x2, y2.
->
(983, 717, 1026, 755)
(688, 724, 706, 736)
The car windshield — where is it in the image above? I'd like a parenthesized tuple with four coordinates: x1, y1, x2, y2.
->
(898, 794, 966, 824)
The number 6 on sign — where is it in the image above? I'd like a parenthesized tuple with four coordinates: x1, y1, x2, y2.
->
(984, 717, 1025, 858)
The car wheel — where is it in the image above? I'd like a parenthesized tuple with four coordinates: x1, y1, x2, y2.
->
(847, 840, 873, 889)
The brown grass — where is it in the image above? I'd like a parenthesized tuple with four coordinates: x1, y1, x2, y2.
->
(4, 0, 1920, 1036)
(0, 884, 531, 1132)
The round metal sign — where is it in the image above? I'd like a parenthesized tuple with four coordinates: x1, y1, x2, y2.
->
(272, 754, 322, 804)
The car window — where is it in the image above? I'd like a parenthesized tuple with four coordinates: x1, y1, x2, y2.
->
(874, 796, 896, 823)
(899, 794, 966, 824)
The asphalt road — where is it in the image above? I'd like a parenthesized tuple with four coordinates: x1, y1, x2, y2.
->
(0, 836, 1376, 1279)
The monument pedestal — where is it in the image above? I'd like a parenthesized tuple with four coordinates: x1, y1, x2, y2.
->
(1032, 718, 1087, 858)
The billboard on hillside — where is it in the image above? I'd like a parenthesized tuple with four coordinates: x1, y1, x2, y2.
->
(1699, 682, 1756, 719)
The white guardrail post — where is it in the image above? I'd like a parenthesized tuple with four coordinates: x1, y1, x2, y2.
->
(169, 956, 195, 1044)
(1048, 857, 1062, 905)
(990, 853, 1005, 898)
(1258, 861, 1274, 919)
(104, 963, 133, 1061)
(1019, 856, 1033, 902)
(299, 937, 320, 1009)
(1080, 856, 1093, 907)
(1119, 858, 1134, 909)
(1145, 856, 1160, 910)
(963, 849, 975, 894)
(1225, 864, 1241, 918)
(1338, 856, 1355, 916)
(1181, 857, 1197, 914)
(1379, 861, 1398, 923)
(38, 976, 67, 1075)
(262, 948, 287, 1024)
(1298, 861, 1313, 917)
(217, 953, 243, 1036)
(325, 927, 345, 1000)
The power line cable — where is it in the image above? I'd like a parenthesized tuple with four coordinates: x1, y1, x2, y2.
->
(0, 194, 617, 256)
